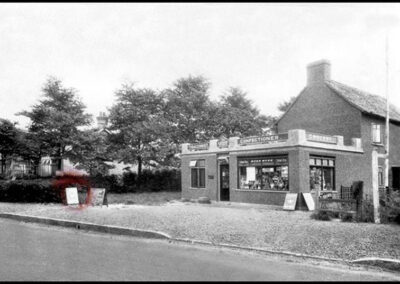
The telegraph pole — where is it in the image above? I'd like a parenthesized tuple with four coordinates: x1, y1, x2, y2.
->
(385, 33, 390, 188)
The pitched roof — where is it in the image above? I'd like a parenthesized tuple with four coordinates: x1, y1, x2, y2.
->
(326, 80, 400, 123)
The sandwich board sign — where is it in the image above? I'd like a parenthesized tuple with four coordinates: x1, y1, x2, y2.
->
(89, 188, 107, 206)
(65, 187, 79, 205)
(302, 192, 315, 211)
(283, 193, 298, 210)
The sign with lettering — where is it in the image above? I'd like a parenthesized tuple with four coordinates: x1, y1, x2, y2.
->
(217, 139, 229, 148)
(65, 187, 79, 205)
(239, 133, 288, 146)
(306, 133, 337, 144)
(302, 193, 315, 211)
(188, 143, 209, 151)
(283, 193, 298, 210)
(89, 188, 107, 206)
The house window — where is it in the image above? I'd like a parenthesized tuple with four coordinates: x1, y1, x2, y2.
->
(372, 124, 382, 144)
(190, 160, 205, 188)
(310, 156, 335, 191)
(238, 156, 289, 191)
(378, 166, 384, 187)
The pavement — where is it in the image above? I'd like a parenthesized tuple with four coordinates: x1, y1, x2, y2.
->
(0, 201, 399, 274)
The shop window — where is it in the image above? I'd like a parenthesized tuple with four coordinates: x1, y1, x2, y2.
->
(378, 167, 384, 187)
(190, 160, 205, 188)
(238, 156, 289, 191)
(372, 124, 382, 144)
(310, 156, 335, 191)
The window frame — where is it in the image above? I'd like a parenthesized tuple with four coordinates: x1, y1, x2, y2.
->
(371, 123, 382, 144)
(190, 159, 206, 189)
(309, 156, 336, 192)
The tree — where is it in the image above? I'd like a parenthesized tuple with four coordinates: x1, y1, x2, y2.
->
(18, 77, 92, 171)
(210, 87, 272, 137)
(0, 119, 20, 174)
(163, 75, 216, 144)
(108, 83, 165, 176)
(278, 96, 296, 113)
(69, 129, 114, 176)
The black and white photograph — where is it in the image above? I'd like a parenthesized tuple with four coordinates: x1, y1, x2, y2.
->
(0, 2, 400, 281)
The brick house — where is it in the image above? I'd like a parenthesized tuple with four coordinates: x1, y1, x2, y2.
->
(180, 60, 400, 207)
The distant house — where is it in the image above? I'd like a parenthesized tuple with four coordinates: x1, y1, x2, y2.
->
(180, 59, 400, 206)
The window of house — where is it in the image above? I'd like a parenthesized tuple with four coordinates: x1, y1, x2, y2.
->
(372, 124, 382, 144)
(190, 160, 205, 188)
(378, 166, 384, 187)
(238, 156, 289, 191)
(310, 156, 335, 191)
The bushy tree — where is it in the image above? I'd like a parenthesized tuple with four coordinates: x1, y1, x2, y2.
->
(108, 83, 165, 176)
(278, 96, 297, 113)
(163, 75, 216, 143)
(0, 119, 20, 174)
(211, 87, 272, 137)
(18, 77, 92, 171)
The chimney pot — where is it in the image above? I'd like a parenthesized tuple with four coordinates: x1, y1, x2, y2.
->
(307, 59, 331, 86)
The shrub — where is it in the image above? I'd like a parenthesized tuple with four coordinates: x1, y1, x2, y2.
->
(340, 212, 355, 222)
(121, 169, 181, 193)
(310, 210, 332, 221)
(379, 190, 400, 225)
(0, 179, 62, 203)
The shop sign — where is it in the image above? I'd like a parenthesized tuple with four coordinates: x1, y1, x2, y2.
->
(65, 187, 79, 205)
(302, 193, 315, 211)
(188, 142, 209, 151)
(239, 133, 288, 146)
(283, 193, 298, 210)
(217, 139, 229, 148)
(249, 159, 262, 166)
(89, 188, 107, 206)
(306, 133, 337, 144)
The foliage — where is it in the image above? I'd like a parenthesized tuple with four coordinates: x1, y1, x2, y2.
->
(340, 212, 355, 222)
(121, 169, 181, 193)
(18, 77, 92, 170)
(210, 87, 273, 137)
(69, 129, 114, 176)
(379, 190, 400, 225)
(0, 119, 20, 173)
(108, 83, 165, 176)
(0, 179, 62, 203)
(310, 210, 333, 221)
(162, 75, 215, 144)
(278, 96, 297, 113)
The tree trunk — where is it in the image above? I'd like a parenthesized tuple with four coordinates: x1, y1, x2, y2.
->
(138, 155, 142, 177)
(57, 145, 63, 171)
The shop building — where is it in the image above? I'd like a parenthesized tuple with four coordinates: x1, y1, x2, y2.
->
(180, 60, 400, 207)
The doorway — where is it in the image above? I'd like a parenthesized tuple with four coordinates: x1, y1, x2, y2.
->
(220, 164, 230, 201)
(392, 167, 400, 190)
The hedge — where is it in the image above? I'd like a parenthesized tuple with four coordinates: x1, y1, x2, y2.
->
(0, 169, 182, 203)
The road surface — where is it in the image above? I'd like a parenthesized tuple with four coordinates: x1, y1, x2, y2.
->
(0, 218, 398, 281)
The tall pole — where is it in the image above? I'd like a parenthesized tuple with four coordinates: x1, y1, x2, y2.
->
(385, 33, 390, 188)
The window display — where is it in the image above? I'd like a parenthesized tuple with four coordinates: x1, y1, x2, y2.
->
(238, 156, 289, 191)
(310, 156, 335, 191)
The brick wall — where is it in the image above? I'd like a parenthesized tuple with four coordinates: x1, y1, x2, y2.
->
(277, 84, 362, 146)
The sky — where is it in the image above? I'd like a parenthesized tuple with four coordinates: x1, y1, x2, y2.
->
(1, 3, 400, 130)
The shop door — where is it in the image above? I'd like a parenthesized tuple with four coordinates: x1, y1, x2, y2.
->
(220, 165, 230, 201)
(392, 167, 400, 190)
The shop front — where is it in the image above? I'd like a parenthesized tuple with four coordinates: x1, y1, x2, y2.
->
(181, 129, 365, 207)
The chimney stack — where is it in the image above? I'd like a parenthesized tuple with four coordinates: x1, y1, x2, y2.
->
(96, 112, 108, 129)
(307, 59, 331, 86)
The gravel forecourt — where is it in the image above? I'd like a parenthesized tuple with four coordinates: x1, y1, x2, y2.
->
(0, 201, 399, 261)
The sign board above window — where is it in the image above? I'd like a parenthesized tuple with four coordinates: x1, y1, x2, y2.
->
(306, 133, 337, 144)
(238, 133, 288, 146)
(188, 143, 209, 151)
